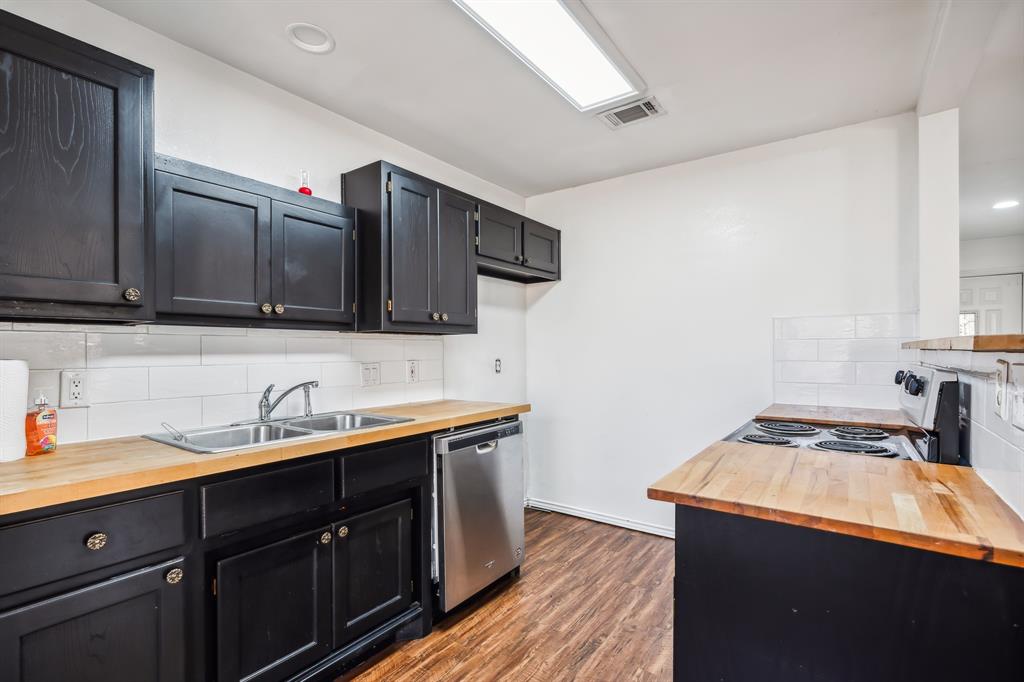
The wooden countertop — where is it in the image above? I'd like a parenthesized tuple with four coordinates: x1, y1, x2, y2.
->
(649, 440, 1024, 568)
(757, 403, 915, 430)
(902, 334, 1024, 352)
(0, 400, 530, 517)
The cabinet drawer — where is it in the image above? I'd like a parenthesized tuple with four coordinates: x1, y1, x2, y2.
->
(340, 441, 428, 498)
(201, 460, 334, 537)
(0, 492, 185, 596)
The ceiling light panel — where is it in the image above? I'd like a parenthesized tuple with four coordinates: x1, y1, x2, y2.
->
(993, 199, 1020, 209)
(453, 0, 641, 111)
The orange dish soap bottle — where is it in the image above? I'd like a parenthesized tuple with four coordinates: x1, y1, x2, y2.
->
(25, 392, 57, 456)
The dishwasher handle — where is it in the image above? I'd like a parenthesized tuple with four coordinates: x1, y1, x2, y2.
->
(476, 440, 498, 454)
(435, 420, 522, 454)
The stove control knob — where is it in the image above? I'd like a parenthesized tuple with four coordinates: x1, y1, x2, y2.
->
(894, 370, 906, 385)
(906, 375, 925, 396)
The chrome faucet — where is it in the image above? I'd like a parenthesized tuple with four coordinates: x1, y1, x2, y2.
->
(259, 380, 319, 421)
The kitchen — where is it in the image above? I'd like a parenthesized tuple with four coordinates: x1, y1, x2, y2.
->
(0, 1, 1021, 681)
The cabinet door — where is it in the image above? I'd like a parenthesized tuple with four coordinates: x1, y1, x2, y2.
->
(523, 219, 560, 274)
(478, 202, 523, 265)
(436, 190, 477, 327)
(0, 16, 150, 315)
(334, 499, 413, 647)
(0, 558, 186, 682)
(271, 201, 355, 325)
(388, 172, 438, 324)
(216, 527, 332, 682)
(155, 172, 272, 318)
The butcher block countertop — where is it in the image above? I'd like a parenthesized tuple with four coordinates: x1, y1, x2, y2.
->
(902, 334, 1024, 352)
(757, 403, 915, 430)
(0, 400, 529, 517)
(649, 411, 1024, 568)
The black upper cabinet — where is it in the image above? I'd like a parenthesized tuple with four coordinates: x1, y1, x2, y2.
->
(0, 11, 153, 321)
(154, 156, 355, 330)
(343, 161, 477, 334)
(216, 526, 333, 682)
(0, 559, 187, 682)
(477, 204, 561, 283)
(333, 499, 413, 646)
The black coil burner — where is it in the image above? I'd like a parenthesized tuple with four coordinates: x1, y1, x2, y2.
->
(810, 440, 897, 457)
(829, 425, 888, 441)
(740, 433, 798, 447)
(755, 421, 821, 437)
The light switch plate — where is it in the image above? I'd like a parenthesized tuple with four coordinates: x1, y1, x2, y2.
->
(1011, 363, 1024, 431)
(995, 359, 1009, 421)
(59, 370, 89, 407)
(360, 363, 380, 387)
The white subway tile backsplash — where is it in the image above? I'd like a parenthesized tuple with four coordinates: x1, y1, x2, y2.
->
(818, 384, 898, 409)
(779, 316, 855, 339)
(59, 407, 89, 443)
(150, 365, 246, 400)
(818, 339, 899, 362)
(774, 340, 818, 361)
(380, 361, 406, 385)
(88, 368, 150, 403)
(246, 363, 321, 393)
(146, 324, 246, 336)
(778, 361, 855, 384)
(12, 322, 142, 333)
(405, 339, 443, 360)
(773, 382, 818, 405)
(971, 425, 1024, 517)
(0, 322, 10, 330)
(855, 362, 903, 386)
(352, 339, 404, 362)
(0, 331, 86, 369)
(304, 386, 353, 414)
(855, 313, 916, 338)
(88, 333, 200, 368)
(419, 359, 444, 382)
(286, 338, 353, 363)
(202, 393, 263, 426)
(202, 336, 285, 365)
(352, 384, 405, 409)
(322, 362, 361, 387)
(406, 380, 443, 403)
(89, 397, 202, 440)
(27, 370, 60, 407)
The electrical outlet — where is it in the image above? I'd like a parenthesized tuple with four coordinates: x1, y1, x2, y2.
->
(406, 360, 418, 384)
(60, 370, 89, 407)
(995, 356, 1011, 419)
(360, 363, 380, 387)
(1011, 364, 1024, 431)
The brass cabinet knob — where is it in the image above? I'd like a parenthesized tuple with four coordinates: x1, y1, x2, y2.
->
(165, 568, 184, 585)
(85, 532, 108, 551)
(320, 531, 332, 544)
(274, 304, 285, 314)
(337, 526, 349, 538)
(431, 312, 440, 321)
(441, 313, 449, 322)
(122, 287, 142, 302)
(261, 303, 272, 314)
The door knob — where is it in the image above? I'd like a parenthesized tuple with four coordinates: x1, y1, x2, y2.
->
(122, 287, 141, 302)
(274, 304, 285, 314)
(432, 312, 440, 321)
(441, 313, 449, 322)
(85, 532, 108, 551)
(338, 526, 349, 538)
(165, 568, 184, 585)
(320, 532, 332, 544)
(261, 303, 272, 314)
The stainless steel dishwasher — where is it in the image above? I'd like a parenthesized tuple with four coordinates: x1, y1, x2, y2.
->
(432, 419, 524, 613)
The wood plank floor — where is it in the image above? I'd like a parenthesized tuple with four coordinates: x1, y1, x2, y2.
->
(341, 509, 674, 682)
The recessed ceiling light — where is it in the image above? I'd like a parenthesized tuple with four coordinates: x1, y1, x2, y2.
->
(993, 199, 1020, 210)
(286, 22, 335, 54)
(452, 0, 643, 112)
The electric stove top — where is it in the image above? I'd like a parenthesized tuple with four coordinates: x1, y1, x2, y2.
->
(726, 420, 921, 460)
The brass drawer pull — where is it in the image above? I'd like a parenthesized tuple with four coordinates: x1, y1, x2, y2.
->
(441, 313, 449, 322)
(261, 303, 272, 314)
(165, 568, 184, 585)
(274, 304, 285, 314)
(338, 526, 349, 538)
(320, 531, 332, 544)
(85, 532, 108, 551)
(431, 312, 440, 321)
(122, 287, 142, 302)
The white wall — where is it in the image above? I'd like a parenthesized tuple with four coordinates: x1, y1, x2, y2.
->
(0, 0, 530, 434)
(961, 235, 1024, 275)
(918, 109, 961, 338)
(523, 114, 919, 535)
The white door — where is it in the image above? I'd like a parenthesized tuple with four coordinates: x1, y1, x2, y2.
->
(960, 273, 1023, 334)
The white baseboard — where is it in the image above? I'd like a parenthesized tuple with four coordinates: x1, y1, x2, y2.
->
(525, 497, 674, 539)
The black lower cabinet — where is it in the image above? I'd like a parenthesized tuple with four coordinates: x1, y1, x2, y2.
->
(216, 526, 333, 682)
(333, 499, 413, 646)
(0, 558, 186, 682)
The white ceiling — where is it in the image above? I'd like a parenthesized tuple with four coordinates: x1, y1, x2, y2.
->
(959, 0, 1024, 241)
(92, 0, 942, 196)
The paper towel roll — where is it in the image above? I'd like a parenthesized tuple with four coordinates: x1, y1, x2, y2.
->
(0, 360, 29, 462)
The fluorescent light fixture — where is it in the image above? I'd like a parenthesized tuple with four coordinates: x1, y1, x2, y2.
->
(452, 0, 643, 111)
(993, 199, 1020, 210)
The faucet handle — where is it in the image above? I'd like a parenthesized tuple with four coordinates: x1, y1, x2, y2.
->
(261, 384, 275, 400)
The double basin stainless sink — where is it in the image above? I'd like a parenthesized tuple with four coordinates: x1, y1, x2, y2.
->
(144, 411, 413, 454)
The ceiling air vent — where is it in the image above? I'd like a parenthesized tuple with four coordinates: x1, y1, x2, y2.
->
(600, 96, 665, 129)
